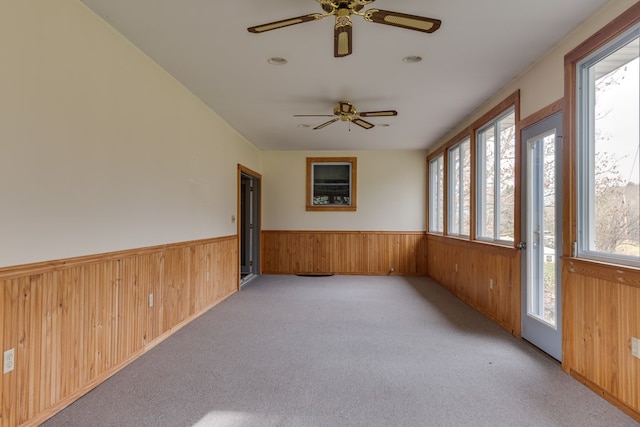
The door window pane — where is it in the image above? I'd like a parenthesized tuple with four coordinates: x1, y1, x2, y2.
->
(527, 132, 559, 327)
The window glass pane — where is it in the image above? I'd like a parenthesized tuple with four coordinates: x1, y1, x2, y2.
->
(579, 31, 640, 264)
(448, 138, 471, 236)
(449, 146, 461, 233)
(498, 113, 516, 241)
(429, 155, 444, 233)
(478, 124, 496, 238)
(477, 109, 515, 243)
(461, 140, 471, 235)
(312, 164, 351, 206)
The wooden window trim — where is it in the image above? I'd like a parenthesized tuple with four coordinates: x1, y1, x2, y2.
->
(306, 157, 357, 212)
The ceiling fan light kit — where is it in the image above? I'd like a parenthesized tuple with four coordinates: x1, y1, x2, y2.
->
(247, 0, 441, 58)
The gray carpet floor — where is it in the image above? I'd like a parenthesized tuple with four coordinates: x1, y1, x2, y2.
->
(43, 275, 638, 427)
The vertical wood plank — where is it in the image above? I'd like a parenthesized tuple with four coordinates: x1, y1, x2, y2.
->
(18, 278, 32, 424)
(28, 274, 43, 420)
(3, 279, 19, 427)
(0, 279, 3, 427)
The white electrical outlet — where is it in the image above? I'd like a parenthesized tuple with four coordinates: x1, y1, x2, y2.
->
(4, 348, 15, 374)
(148, 293, 154, 308)
(489, 278, 494, 290)
(632, 337, 639, 359)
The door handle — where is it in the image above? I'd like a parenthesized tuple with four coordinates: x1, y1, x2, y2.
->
(517, 241, 526, 250)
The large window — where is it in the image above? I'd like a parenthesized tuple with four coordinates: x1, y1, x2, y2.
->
(448, 138, 471, 236)
(429, 154, 444, 233)
(576, 25, 640, 266)
(476, 108, 516, 243)
(306, 157, 357, 211)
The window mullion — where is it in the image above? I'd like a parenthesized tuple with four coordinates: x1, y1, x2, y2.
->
(494, 122, 501, 240)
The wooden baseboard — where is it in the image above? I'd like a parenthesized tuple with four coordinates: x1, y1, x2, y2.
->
(571, 370, 640, 423)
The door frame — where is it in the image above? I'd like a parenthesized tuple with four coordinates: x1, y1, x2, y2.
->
(237, 164, 262, 289)
(520, 109, 563, 361)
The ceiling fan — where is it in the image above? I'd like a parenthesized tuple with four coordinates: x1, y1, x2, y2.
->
(247, 0, 441, 57)
(295, 100, 397, 130)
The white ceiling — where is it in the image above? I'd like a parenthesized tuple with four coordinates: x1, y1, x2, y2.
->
(79, 0, 611, 151)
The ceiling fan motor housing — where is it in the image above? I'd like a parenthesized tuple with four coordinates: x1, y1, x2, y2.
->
(322, 1, 366, 14)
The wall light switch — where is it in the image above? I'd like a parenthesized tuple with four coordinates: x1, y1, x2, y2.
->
(148, 293, 154, 308)
(632, 337, 639, 359)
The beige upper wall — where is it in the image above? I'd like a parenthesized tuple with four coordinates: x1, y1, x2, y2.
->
(0, 1, 261, 268)
(433, 0, 638, 148)
(262, 150, 427, 231)
(2, 0, 633, 267)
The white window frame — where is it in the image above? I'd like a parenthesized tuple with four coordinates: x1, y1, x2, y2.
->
(576, 24, 640, 268)
(447, 137, 471, 237)
(429, 154, 445, 233)
(476, 108, 516, 244)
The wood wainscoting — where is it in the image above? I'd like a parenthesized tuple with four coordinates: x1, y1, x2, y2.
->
(261, 231, 428, 276)
(0, 236, 238, 427)
(426, 234, 521, 336)
(563, 259, 640, 421)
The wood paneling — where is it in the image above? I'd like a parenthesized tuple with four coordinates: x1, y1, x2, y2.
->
(563, 264, 640, 421)
(0, 236, 238, 427)
(261, 231, 428, 276)
(426, 234, 521, 336)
